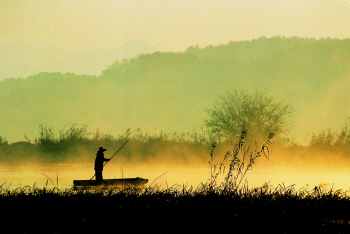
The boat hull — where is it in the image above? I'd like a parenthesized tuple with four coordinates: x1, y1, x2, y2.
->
(73, 177, 148, 187)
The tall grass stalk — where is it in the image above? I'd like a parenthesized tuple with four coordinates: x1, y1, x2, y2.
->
(208, 127, 275, 194)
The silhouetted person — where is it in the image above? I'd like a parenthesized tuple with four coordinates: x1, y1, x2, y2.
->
(94, 147, 110, 182)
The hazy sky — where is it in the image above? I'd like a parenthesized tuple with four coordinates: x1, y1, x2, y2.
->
(1, 0, 350, 52)
(1, 0, 350, 144)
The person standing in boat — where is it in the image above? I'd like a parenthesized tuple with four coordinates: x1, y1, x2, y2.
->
(94, 147, 110, 182)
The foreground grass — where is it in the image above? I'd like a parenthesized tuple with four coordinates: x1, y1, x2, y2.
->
(3, 130, 350, 234)
(2, 182, 350, 234)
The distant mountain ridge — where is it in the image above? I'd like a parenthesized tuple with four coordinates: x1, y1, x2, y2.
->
(1, 36, 350, 144)
(0, 39, 158, 79)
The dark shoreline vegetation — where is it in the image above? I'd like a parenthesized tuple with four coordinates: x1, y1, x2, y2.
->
(2, 129, 350, 233)
(1, 123, 350, 167)
(0, 125, 213, 165)
(3, 182, 350, 234)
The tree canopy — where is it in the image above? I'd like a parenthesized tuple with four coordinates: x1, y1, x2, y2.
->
(205, 90, 292, 144)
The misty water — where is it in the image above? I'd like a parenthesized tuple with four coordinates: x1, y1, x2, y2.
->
(2, 162, 350, 192)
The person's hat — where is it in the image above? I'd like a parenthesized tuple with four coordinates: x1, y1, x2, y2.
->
(98, 147, 106, 152)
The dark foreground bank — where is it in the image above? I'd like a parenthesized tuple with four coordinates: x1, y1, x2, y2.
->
(2, 185, 350, 234)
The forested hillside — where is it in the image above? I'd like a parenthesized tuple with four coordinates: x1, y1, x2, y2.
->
(1, 36, 350, 144)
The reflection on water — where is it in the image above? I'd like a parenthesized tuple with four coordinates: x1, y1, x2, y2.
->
(1, 163, 350, 191)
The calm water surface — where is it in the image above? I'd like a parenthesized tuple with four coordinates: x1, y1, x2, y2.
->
(1, 163, 350, 192)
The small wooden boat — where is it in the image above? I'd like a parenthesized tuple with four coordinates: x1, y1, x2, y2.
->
(73, 177, 148, 187)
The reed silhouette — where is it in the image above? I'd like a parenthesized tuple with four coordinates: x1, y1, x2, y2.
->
(1, 129, 350, 233)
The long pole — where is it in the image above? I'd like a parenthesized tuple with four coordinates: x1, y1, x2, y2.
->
(103, 138, 129, 167)
(89, 138, 130, 180)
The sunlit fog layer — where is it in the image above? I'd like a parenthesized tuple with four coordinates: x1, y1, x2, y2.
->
(2, 140, 350, 191)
